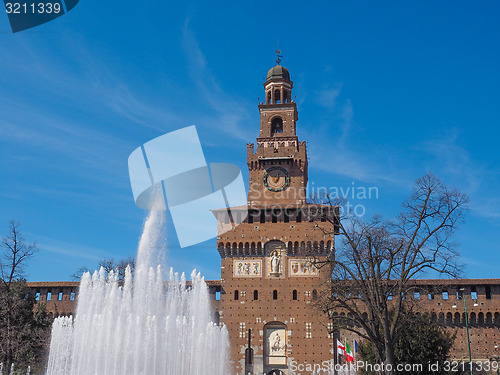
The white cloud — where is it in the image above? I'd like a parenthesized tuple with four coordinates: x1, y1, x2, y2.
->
(315, 84, 342, 109)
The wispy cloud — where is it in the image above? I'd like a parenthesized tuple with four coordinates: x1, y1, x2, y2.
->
(315, 84, 342, 109)
(32, 235, 110, 262)
(416, 131, 500, 220)
(181, 19, 254, 142)
(418, 130, 484, 193)
(305, 83, 410, 187)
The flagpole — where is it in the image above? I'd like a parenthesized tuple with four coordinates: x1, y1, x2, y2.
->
(346, 339, 350, 375)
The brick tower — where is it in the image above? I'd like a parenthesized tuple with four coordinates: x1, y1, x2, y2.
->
(214, 55, 337, 375)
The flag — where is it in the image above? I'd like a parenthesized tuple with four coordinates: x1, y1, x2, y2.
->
(355, 340, 358, 353)
(337, 339, 345, 356)
(345, 341, 354, 363)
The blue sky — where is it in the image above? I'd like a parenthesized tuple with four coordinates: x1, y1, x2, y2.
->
(1, 1, 500, 281)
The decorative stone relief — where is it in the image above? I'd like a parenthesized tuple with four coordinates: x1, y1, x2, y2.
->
(233, 260, 262, 277)
(289, 259, 318, 277)
(265, 326, 287, 365)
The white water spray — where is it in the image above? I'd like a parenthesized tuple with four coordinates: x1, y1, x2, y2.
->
(45, 210, 229, 375)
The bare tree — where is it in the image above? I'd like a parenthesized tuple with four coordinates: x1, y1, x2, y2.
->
(313, 174, 468, 374)
(0, 221, 50, 373)
(0, 220, 37, 290)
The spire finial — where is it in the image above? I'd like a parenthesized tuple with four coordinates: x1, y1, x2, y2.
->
(276, 49, 282, 65)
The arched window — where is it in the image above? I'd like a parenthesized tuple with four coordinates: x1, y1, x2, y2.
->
(446, 312, 453, 325)
(292, 290, 298, 300)
(486, 312, 493, 325)
(283, 90, 289, 103)
(273, 290, 278, 300)
(470, 312, 477, 326)
(254, 290, 259, 300)
(271, 118, 283, 136)
(274, 89, 281, 103)
(438, 312, 445, 324)
(478, 312, 485, 326)
(234, 290, 239, 300)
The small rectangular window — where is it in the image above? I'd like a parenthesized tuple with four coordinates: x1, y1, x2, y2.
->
(471, 291, 478, 300)
(215, 291, 221, 301)
(414, 292, 420, 300)
(486, 285, 492, 300)
(428, 293, 434, 300)
(260, 211, 265, 223)
(58, 292, 63, 301)
(47, 292, 52, 301)
(442, 292, 449, 300)
(35, 292, 40, 301)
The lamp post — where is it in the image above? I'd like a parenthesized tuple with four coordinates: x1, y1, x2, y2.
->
(453, 288, 477, 375)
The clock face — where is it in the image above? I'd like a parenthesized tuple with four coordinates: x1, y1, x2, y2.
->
(263, 167, 290, 192)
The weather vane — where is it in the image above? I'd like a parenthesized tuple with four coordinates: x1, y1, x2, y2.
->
(276, 49, 283, 65)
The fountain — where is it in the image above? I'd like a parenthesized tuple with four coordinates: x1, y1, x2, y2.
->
(45, 209, 229, 375)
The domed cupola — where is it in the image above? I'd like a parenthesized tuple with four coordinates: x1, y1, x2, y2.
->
(266, 65, 290, 81)
(264, 50, 293, 105)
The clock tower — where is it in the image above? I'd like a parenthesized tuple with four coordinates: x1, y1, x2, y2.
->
(215, 54, 337, 375)
(247, 58, 307, 206)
